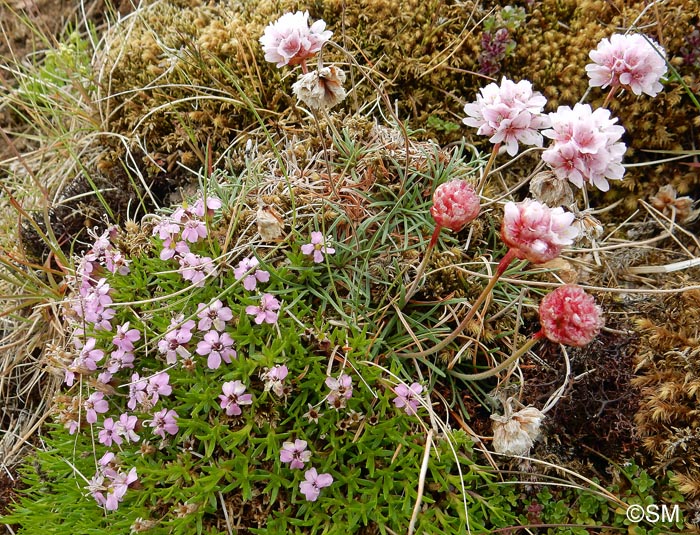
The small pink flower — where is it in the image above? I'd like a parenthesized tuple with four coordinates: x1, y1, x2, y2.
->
(538, 284, 604, 347)
(325, 373, 353, 409)
(98, 417, 122, 447)
(586, 33, 667, 97)
(245, 293, 281, 325)
(299, 467, 333, 501)
(261, 364, 289, 396)
(127, 373, 148, 410)
(260, 11, 332, 68)
(392, 382, 423, 416)
(148, 408, 179, 439)
(181, 219, 208, 243)
(84, 391, 109, 424)
(196, 300, 233, 331)
(147, 372, 172, 404)
(463, 77, 550, 156)
(117, 413, 140, 443)
(280, 439, 312, 469)
(430, 180, 481, 232)
(178, 253, 216, 287)
(300, 232, 335, 263)
(219, 380, 253, 416)
(234, 257, 271, 291)
(192, 196, 222, 218)
(196, 330, 237, 369)
(501, 199, 578, 264)
(113, 321, 141, 352)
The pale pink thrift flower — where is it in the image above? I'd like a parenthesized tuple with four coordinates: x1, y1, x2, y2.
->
(196, 330, 237, 369)
(301, 232, 335, 263)
(246, 293, 281, 325)
(219, 380, 253, 416)
(280, 439, 312, 469)
(463, 77, 550, 156)
(392, 382, 423, 416)
(430, 180, 481, 232)
(501, 199, 578, 264)
(299, 468, 333, 501)
(586, 33, 667, 97)
(538, 284, 604, 347)
(234, 257, 271, 291)
(260, 11, 332, 68)
(542, 103, 626, 191)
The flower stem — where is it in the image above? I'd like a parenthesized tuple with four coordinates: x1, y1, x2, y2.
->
(398, 248, 519, 358)
(403, 225, 442, 303)
(476, 142, 501, 193)
(448, 330, 544, 381)
(601, 86, 616, 109)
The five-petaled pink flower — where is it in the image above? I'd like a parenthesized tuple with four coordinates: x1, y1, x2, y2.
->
(325, 373, 353, 409)
(84, 391, 109, 424)
(196, 299, 233, 331)
(501, 199, 578, 264)
(260, 11, 333, 68)
(586, 33, 667, 97)
(234, 257, 271, 291)
(301, 231, 335, 263)
(148, 408, 179, 439)
(245, 293, 281, 325)
(538, 284, 604, 347)
(280, 439, 312, 469)
(196, 330, 237, 369)
(219, 380, 253, 416)
(541, 103, 626, 192)
(392, 382, 423, 416)
(262, 364, 289, 396)
(431, 180, 481, 232)
(463, 77, 550, 156)
(299, 467, 333, 501)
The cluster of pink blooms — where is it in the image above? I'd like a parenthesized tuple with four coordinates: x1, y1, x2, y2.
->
(261, 364, 289, 397)
(152, 196, 221, 286)
(278, 439, 333, 501)
(392, 382, 423, 416)
(501, 199, 579, 264)
(259, 11, 332, 68)
(586, 33, 667, 97)
(538, 284, 604, 347)
(301, 231, 336, 263)
(541, 103, 626, 192)
(463, 77, 550, 156)
(87, 453, 138, 511)
(430, 180, 481, 233)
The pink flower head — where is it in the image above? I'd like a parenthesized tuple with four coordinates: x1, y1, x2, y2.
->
(148, 408, 179, 439)
(539, 284, 604, 347)
(463, 77, 550, 156)
(586, 33, 667, 97)
(147, 372, 172, 405)
(113, 321, 141, 352)
(501, 199, 578, 264)
(245, 293, 281, 325)
(98, 417, 122, 447)
(157, 319, 195, 364)
(262, 364, 289, 396)
(192, 196, 222, 218)
(234, 257, 271, 291)
(325, 373, 353, 409)
(430, 180, 481, 232)
(392, 382, 423, 416)
(196, 299, 233, 332)
(196, 330, 237, 369)
(299, 467, 333, 501)
(260, 11, 332, 68)
(542, 103, 626, 191)
(300, 232, 335, 263)
(219, 380, 253, 416)
(280, 439, 312, 469)
(178, 253, 216, 287)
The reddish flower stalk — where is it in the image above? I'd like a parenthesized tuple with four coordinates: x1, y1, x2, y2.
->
(400, 199, 577, 359)
(404, 180, 480, 302)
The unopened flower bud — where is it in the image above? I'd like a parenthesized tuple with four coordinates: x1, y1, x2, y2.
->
(539, 284, 604, 347)
(430, 180, 481, 232)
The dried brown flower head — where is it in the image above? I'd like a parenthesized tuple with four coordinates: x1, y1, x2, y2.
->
(292, 65, 347, 110)
(649, 184, 699, 223)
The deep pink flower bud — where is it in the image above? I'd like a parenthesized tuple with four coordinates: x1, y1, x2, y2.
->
(430, 180, 481, 232)
(539, 284, 604, 347)
(501, 199, 578, 264)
